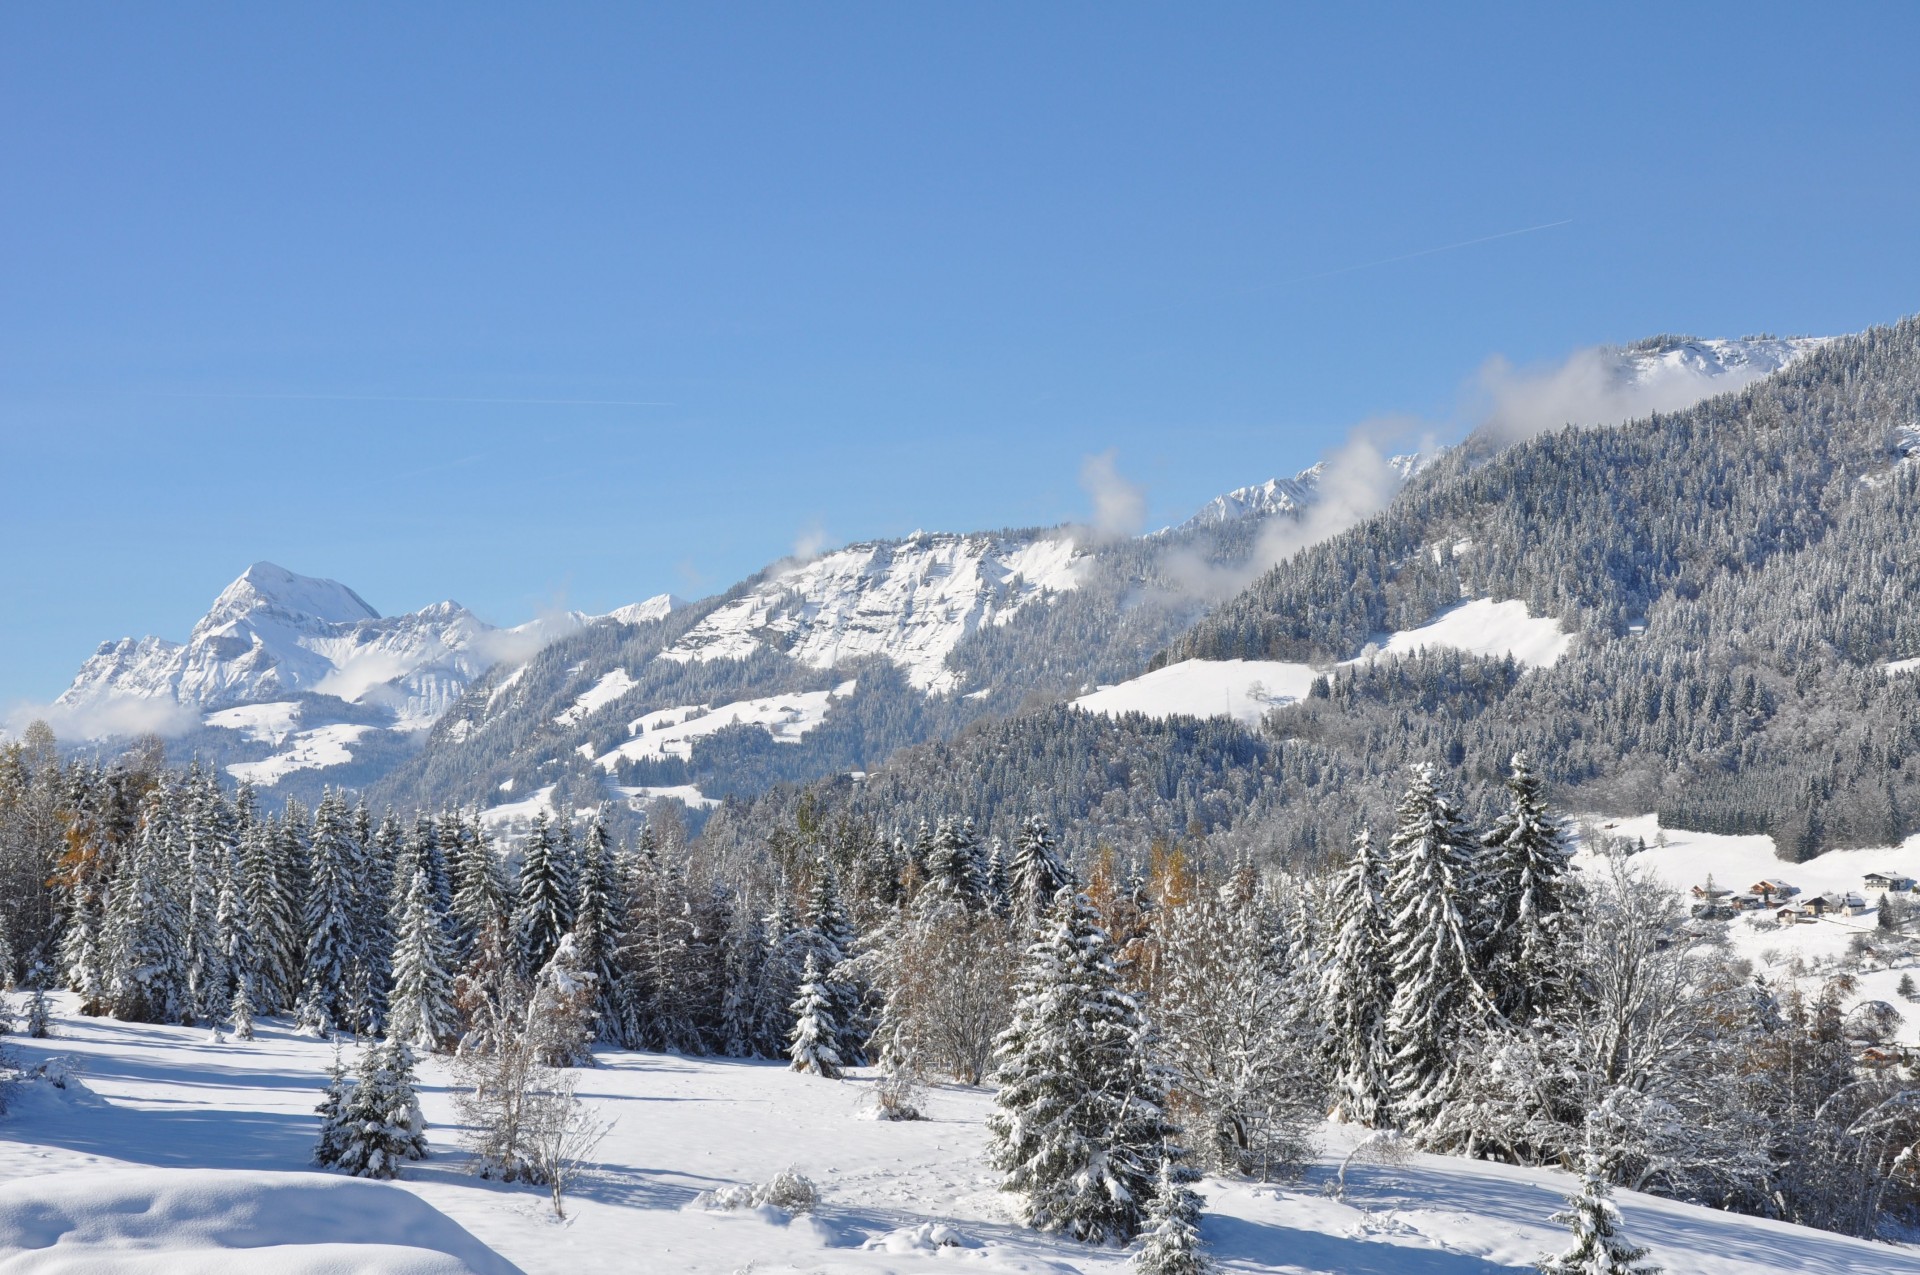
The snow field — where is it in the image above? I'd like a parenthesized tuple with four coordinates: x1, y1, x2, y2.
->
(590, 681, 855, 771)
(1575, 814, 1920, 1043)
(225, 724, 376, 786)
(3, 997, 1915, 1274)
(1075, 598, 1571, 726)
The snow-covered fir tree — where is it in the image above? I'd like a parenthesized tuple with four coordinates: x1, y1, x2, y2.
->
(216, 868, 256, 1040)
(1132, 1156, 1213, 1275)
(387, 867, 459, 1052)
(924, 816, 982, 907)
(240, 807, 302, 1015)
(102, 784, 188, 1024)
(987, 887, 1183, 1244)
(319, 1038, 429, 1179)
(570, 811, 627, 1045)
(787, 951, 843, 1078)
(23, 983, 52, 1039)
(514, 813, 574, 978)
(1479, 753, 1580, 1025)
(1382, 765, 1488, 1133)
(1538, 1148, 1661, 1274)
(800, 855, 866, 1065)
(1322, 828, 1393, 1127)
(1009, 815, 1072, 926)
(181, 767, 234, 1025)
(313, 1046, 351, 1168)
(449, 812, 508, 968)
(298, 790, 360, 1036)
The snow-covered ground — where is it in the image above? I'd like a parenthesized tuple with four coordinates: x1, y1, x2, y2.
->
(1075, 599, 1570, 726)
(553, 668, 638, 728)
(590, 682, 855, 772)
(2, 998, 1913, 1274)
(1575, 815, 1920, 1045)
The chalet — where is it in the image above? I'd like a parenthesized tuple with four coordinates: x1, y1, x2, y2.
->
(1843, 891, 1870, 915)
(1749, 879, 1798, 900)
(1690, 883, 1732, 900)
(1806, 894, 1838, 917)
(1776, 906, 1810, 925)
(1864, 871, 1916, 892)
(1731, 893, 1764, 911)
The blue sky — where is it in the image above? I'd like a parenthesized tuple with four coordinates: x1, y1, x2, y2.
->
(4, 4, 1918, 704)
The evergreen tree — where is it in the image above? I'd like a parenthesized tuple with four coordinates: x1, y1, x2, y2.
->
(1381, 765, 1487, 1133)
(449, 812, 508, 967)
(1132, 1156, 1213, 1275)
(514, 813, 574, 977)
(313, 1046, 352, 1167)
(802, 855, 866, 1065)
(787, 952, 843, 1078)
(1480, 753, 1579, 1024)
(987, 888, 1182, 1244)
(1322, 829, 1393, 1127)
(228, 973, 255, 1041)
(924, 817, 981, 907)
(103, 784, 188, 1024)
(388, 868, 459, 1052)
(298, 790, 360, 1036)
(322, 1039, 429, 1179)
(181, 767, 234, 1025)
(571, 812, 626, 1044)
(241, 809, 302, 1014)
(1538, 1149, 1661, 1274)
(1009, 816, 1071, 926)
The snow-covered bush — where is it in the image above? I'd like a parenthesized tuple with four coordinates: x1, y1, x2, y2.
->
(693, 1168, 820, 1215)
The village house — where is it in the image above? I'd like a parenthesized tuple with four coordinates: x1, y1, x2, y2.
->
(1749, 878, 1797, 901)
(1863, 871, 1916, 892)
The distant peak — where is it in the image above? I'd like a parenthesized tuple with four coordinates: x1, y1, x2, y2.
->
(213, 562, 380, 625)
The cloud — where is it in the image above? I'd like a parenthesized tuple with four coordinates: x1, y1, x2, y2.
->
(1471, 344, 1773, 448)
(469, 603, 590, 668)
(1079, 451, 1148, 541)
(1147, 336, 1765, 602)
(792, 521, 831, 561)
(1154, 417, 1436, 602)
(5, 696, 200, 742)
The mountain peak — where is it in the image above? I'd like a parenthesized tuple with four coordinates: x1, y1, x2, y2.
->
(208, 562, 380, 627)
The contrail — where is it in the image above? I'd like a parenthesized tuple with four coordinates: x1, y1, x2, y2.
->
(146, 391, 675, 407)
(1272, 218, 1575, 288)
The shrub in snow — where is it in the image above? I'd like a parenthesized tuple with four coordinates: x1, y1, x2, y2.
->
(867, 1068, 923, 1121)
(21, 986, 50, 1040)
(529, 932, 596, 1068)
(1538, 1151, 1660, 1275)
(694, 1169, 820, 1215)
(522, 1072, 613, 1219)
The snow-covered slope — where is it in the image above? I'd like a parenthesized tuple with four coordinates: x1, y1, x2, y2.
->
(2, 998, 1911, 1274)
(662, 532, 1087, 693)
(1076, 598, 1570, 726)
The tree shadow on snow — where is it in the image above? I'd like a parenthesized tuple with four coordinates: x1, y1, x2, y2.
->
(1204, 1213, 1521, 1274)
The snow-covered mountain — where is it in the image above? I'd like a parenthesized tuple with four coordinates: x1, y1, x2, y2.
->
(661, 532, 1087, 693)
(1177, 453, 1426, 531)
(1617, 333, 1829, 385)
(51, 562, 676, 791)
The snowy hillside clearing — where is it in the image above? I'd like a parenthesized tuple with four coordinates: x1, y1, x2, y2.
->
(1076, 598, 1569, 726)
(1576, 816, 1920, 1045)
(553, 668, 637, 727)
(225, 723, 376, 787)
(590, 681, 855, 771)
(661, 534, 1086, 693)
(2, 999, 1913, 1275)
(202, 700, 302, 745)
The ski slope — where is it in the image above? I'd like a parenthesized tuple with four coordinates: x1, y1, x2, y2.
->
(2, 997, 1912, 1274)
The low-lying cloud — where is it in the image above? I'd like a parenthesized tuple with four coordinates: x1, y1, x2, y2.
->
(5, 695, 201, 743)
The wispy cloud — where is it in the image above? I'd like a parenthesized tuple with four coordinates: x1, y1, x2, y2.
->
(1078, 450, 1148, 541)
